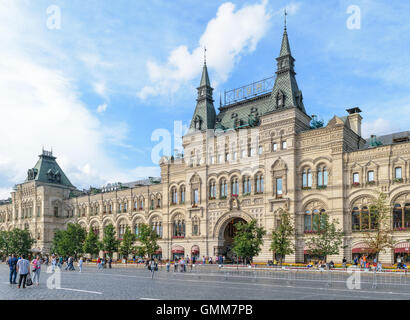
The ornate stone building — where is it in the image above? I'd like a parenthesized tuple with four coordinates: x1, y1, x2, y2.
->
(1, 26, 410, 264)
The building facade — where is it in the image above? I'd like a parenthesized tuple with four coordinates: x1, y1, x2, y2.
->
(1, 26, 410, 264)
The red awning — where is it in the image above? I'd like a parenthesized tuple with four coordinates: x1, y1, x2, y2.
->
(395, 242, 410, 253)
(191, 245, 200, 254)
(172, 246, 184, 254)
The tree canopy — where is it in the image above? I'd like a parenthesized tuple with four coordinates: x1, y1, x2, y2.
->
(51, 223, 86, 258)
(270, 208, 294, 264)
(305, 213, 344, 262)
(232, 219, 266, 264)
(102, 224, 119, 258)
(136, 224, 159, 259)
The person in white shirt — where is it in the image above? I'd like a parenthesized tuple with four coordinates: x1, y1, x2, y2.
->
(16, 255, 30, 289)
(78, 257, 83, 273)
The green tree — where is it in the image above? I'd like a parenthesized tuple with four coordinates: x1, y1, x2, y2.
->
(0, 230, 11, 257)
(270, 208, 294, 265)
(7, 229, 35, 257)
(50, 224, 86, 258)
(305, 213, 344, 262)
(102, 224, 119, 258)
(136, 224, 159, 259)
(83, 229, 101, 257)
(363, 192, 396, 261)
(119, 226, 136, 260)
(232, 219, 266, 265)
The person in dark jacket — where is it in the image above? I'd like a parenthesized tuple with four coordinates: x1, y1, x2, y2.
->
(7, 254, 18, 284)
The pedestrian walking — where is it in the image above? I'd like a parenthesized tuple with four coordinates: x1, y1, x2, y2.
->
(166, 261, 170, 272)
(7, 254, 18, 284)
(78, 257, 83, 273)
(16, 254, 30, 289)
(97, 257, 102, 270)
(208, 256, 212, 264)
(109, 257, 112, 269)
(342, 257, 347, 269)
(51, 255, 57, 272)
(149, 259, 156, 279)
(31, 255, 42, 286)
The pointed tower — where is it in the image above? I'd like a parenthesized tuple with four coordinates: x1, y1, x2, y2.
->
(190, 51, 216, 131)
(271, 17, 306, 113)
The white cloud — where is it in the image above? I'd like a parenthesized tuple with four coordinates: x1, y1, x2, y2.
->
(94, 82, 107, 97)
(137, 0, 271, 99)
(0, 1, 160, 196)
(97, 103, 108, 113)
(362, 118, 396, 139)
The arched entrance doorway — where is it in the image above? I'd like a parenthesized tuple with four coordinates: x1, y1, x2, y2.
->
(220, 217, 247, 262)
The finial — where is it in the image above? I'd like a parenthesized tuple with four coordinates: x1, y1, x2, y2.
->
(204, 46, 207, 65)
(220, 93, 222, 107)
(284, 8, 288, 30)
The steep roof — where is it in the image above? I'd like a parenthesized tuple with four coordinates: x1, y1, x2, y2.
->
(25, 150, 74, 188)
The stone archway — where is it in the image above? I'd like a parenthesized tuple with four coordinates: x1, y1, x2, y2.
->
(213, 211, 253, 261)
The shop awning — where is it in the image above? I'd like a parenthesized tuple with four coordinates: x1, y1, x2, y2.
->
(191, 245, 200, 254)
(172, 246, 184, 254)
(395, 242, 410, 253)
(351, 242, 376, 254)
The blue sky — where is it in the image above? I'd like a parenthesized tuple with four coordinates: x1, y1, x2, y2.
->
(0, 0, 410, 197)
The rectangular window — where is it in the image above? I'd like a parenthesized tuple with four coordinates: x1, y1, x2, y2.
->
(218, 155, 222, 163)
(282, 141, 287, 150)
(395, 167, 402, 179)
(318, 170, 323, 187)
(353, 173, 359, 183)
(54, 207, 58, 217)
(272, 143, 277, 152)
(241, 150, 246, 158)
(193, 189, 199, 204)
(367, 171, 374, 182)
(258, 146, 263, 155)
(37, 206, 40, 217)
(232, 152, 237, 160)
(276, 178, 283, 195)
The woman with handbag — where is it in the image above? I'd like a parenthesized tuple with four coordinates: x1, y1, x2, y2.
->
(32, 255, 42, 286)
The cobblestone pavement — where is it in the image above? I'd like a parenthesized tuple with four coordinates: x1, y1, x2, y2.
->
(1, 264, 409, 300)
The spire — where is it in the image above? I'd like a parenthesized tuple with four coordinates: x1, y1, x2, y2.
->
(280, 10, 291, 57)
(190, 50, 216, 131)
(200, 47, 211, 87)
(271, 16, 306, 114)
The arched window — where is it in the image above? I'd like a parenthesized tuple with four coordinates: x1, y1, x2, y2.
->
(242, 176, 251, 195)
(220, 179, 228, 198)
(302, 168, 312, 189)
(317, 167, 328, 187)
(139, 198, 144, 210)
(231, 177, 239, 196)
(255, 174, 264, 194)
(209, 180, 216, 199)
(157, 197, 161, 208)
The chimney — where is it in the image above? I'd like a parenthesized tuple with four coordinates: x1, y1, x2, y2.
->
(346, 107, 362, 137)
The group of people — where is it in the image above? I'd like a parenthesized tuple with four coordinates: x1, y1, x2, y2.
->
(201, 255, 224, 265)
(6, 254, 43, 289)
(96, 257, 113, 270)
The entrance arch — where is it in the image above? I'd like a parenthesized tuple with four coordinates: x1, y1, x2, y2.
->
(213, 211, 253, 261)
